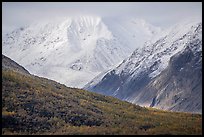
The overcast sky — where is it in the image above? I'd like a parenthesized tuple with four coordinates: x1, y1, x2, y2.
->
(2, 2, 202, 35)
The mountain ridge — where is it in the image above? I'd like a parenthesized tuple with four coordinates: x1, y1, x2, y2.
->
(2, 54, 30, 75)
(84, 20, 202, 113)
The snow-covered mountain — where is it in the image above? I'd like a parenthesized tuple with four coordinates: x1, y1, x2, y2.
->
(2, 16, 161, 88)
(85, 19, 202, 113)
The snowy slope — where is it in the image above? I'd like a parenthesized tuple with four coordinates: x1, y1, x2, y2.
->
(85, 19, 202, 113)
(2, 16, 160, 88)
(119, 20, 201, 79)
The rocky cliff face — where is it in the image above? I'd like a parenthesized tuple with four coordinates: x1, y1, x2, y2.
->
(129, 46, 202, 113)
(85, 20, 202, 113)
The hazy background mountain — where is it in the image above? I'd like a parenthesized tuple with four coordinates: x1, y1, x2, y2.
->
(2, 16, 161, 88)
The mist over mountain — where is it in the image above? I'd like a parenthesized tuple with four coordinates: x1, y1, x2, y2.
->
(2, 16, 161, 88)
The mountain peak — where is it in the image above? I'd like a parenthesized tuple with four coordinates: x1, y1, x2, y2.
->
(3, 16, 160, 88)
(85, 18, 202, 113)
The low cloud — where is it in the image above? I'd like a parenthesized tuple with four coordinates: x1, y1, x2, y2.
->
(2, 2, 202, 35)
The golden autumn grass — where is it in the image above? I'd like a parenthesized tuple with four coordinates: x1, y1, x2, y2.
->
(2, 70, 202, 135)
